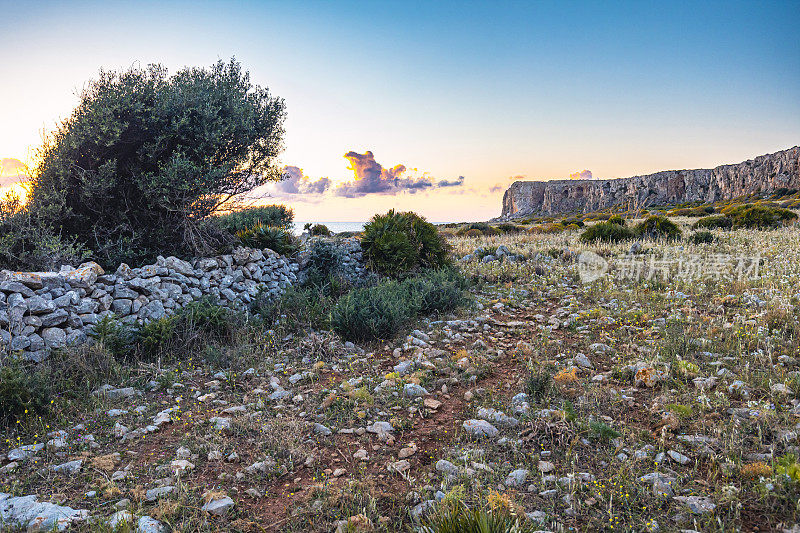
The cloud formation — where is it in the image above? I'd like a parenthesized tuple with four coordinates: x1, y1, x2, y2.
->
(278, 166, 331, 194)
(273, 151, 465, 199)
(569, 169, 593, 180)
(336, 151, 438, 197)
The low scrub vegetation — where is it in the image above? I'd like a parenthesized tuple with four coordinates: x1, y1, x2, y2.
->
(579, 221, 634, 243)
(216, 205, 294, 233)
(633, 215, 682, 240)
(331, 269, 468, 342)
(361, 210, 451, 277)
(235, 221, 299, 256)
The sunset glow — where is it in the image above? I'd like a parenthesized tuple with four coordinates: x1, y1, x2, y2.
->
(2, 1, 798, 222)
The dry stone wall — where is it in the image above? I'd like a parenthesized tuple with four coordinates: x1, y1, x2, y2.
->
(0, 238, 365, 363)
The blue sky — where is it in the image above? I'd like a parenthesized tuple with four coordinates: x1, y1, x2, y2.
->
(1, 0, 798, 220)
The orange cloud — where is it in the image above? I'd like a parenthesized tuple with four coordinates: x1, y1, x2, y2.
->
(569, 169, 593, 180)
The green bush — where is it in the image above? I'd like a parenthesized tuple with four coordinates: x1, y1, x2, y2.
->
(331, 269, 467, 342)
(694, 215, 733, 230)
(730, 205, 798, 229)
(304, 223, 333, 236)
(525, 371, 552, 400)
(634, 215, 682, 240)
(301, 239, 353, 295)
(689, 230, 714, 244)
(579, 222, 634, 243)
(0, 362, 51, 425)
(26, 59, 286, 267)
(607, 215, 626, 226)
(0, 193, 90, 271)
(217, 205, 294, 233)
(255, 285, 334, 332)
(495, 223, 523, 233)
(236, 222, 299, 256)
(361, 210, 450, 277)
(457, 222, 501, 236)
(88, 315, 136, 359)
(136, 298, 237, 360)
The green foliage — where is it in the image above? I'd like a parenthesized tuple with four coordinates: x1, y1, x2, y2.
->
(694, 215, 733, 230)
(0, 362, 51, 425)
(236, 222, 299, 256)
(607, 214, 626, 226)
(579, 222, 635, 243)
(304, 223, 333, 236)
(93, 297, 238, 361)
(562, 400, 577, 422)
(0, 192, 90, 271)
(457, 222, 501, 236)
(589, 421, 621, 441)
(729, 205, 798, 229)
(28, 59, 286, 267)
(217, 205, 294, 233)
(419, 502, 536, 533)
(525, 371, 552, 400)
(776, 453, 800, 483)
(254, 285, 334, 332)
(331, 269, 468, 342)
(361, 210, 451, 277)
(137, 315, 179, 360)
(496, 223, 525, 233)
(301, 240, 353, 295)
(634, 215, 682, 240)
(689, 230, 714, 244)
(88, 314, 136, 359)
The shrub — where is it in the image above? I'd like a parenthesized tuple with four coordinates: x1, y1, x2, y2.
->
(457, 222, 501, 236)
(496, 223, 524, 233)
(579, 222, 634, 243)
(236, 222, 299, 256)
(361, 210, 450, 277)
(136, 298, 237, 360)
(27, 59, 286, 267)
(525, 371, 552, 400)
(0, 192, 90, 271)
(634, 215, 682, 240)
(301, 239, 354, 295)
(403, 269, 469, 315)
(730, 205, 798, 229)
(217, 205, 294, 233)
(694, 215, 733, 230)
(88, 314, 136, 359)
(255, 285, 334, 332)
(0, 362, 51, 425)
(304, 223, 333, 236)
(689, 230, 714, 244)
(331, 269, 467, 342)
(589, 420, 620, 441)
(607, 214, 626, 226)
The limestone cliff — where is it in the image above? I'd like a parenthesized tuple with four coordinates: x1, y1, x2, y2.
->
(500, 146, 800, 218)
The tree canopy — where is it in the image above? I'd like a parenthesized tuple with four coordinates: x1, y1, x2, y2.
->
(28, 58, 286, 266)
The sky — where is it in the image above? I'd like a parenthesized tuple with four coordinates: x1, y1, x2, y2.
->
(1, 1, 799, 222)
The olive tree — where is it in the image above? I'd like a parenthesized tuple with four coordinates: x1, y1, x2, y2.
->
(29, 59, 286, 266)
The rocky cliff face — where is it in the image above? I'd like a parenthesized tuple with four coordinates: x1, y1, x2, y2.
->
(500, 146, 800, 218)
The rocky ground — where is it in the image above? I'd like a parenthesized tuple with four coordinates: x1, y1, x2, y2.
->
(3, 221, 800, 532)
